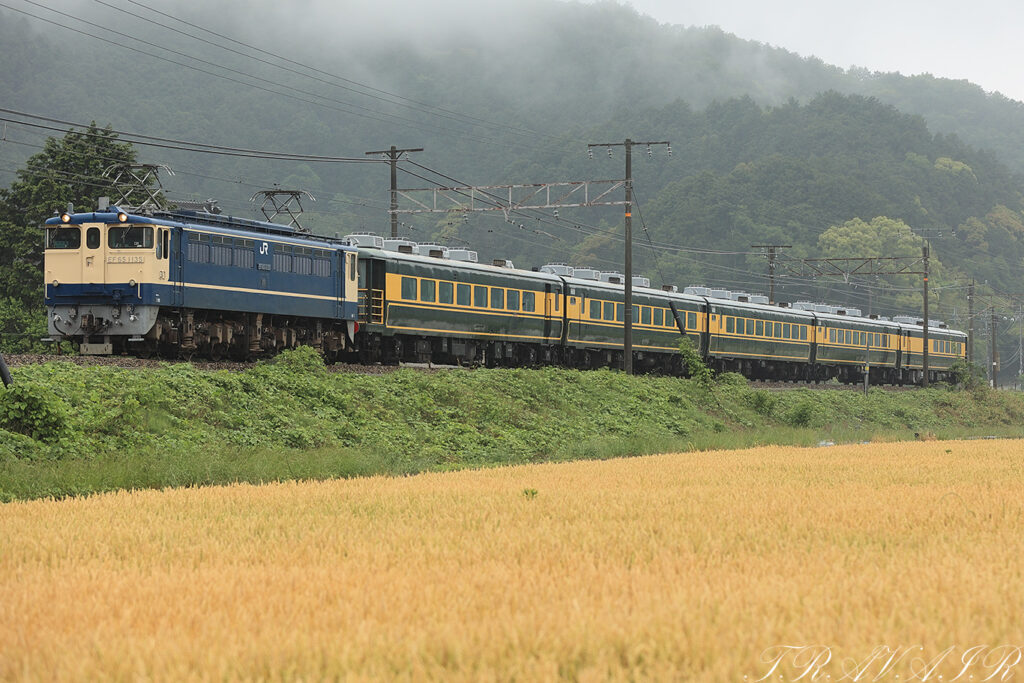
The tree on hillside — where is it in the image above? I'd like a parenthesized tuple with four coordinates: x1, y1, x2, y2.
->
(0, 123, 142, 308)
(817, 216, 945, 315)
(0, 123, 150, 351)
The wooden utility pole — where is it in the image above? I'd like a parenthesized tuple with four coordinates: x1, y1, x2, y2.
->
(365, 145, 423, 238)
(587, 139, 670, 374)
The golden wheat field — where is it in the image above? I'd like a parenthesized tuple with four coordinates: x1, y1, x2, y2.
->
(2, 440, 1024, 682)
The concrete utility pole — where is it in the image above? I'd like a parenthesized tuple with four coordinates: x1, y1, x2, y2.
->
(992, 308, 999, 388)
(967, 279, 975, 364)
(587, 139, 670, 374)
(365, 145, 423, 238)
(922, 242, 930, 388)
(751, 244, 791, 305)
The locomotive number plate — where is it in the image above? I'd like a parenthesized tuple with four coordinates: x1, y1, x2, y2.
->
(107, 255, 145, 264)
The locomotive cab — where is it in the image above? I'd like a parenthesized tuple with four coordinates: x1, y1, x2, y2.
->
(44, 209, 172, 354)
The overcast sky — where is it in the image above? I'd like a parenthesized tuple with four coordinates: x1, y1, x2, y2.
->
(594, 0, 1024, 102)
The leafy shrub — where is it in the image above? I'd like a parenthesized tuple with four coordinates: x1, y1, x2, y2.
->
(784, 400, 821, 427)
(747, 390, 777, 416)
(265, 346, 326, 373)
(0, 383, 66, 441)
(677, 337, 713, 386)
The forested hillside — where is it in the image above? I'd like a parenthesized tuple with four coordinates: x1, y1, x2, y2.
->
(2, 0, 1024, 376)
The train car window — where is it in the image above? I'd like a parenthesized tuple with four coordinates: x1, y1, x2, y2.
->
(687, 312, 697, 330)
(474, 286, 487, 308)
(401, 277, 417, 300)
(421, 280, 436, 302)
(603, 301, 614, 320)
(801, 326, 807, 341)
(86, 227, 100, 249)
(108, 226, 153, 249)
(590, 300, 601, 319)
(439, 281, 454, 304)
(772, 322, 780, 338)
(744, 319, 753, 335)
(641, 307, 651, 325)
(490, 287, 504, 309)
(829, 328, 835, 343)
(883, 334, 889, 348)
(616, 303, 624, 322)
(507, 290, 520, 311)
(653, 308, 663, 326)
(632, 306, 640, 323)
(522, 291, 535, 312)
(755, 320, 764, 336)
(782, 323, 790, 339)
(46, 227, 81, 249)
(726, 317, 734, 334)
(555, 295, 559, 312)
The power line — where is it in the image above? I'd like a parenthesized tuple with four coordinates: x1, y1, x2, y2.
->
(0, 108, 382, 162)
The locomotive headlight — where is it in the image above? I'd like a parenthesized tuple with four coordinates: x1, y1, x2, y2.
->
(117, 211, 128, 223)
(60, 212, 71, 223)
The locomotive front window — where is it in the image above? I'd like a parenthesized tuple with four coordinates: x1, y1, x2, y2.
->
(108, 226, 154, 249)
(86, 227, 101, 249)
(46, 227, 81, 249)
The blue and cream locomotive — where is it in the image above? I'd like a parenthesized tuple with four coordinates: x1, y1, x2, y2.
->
(43, 204, 358, 359)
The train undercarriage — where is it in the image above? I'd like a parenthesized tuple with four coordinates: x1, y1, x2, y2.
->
(64, 307, 352, 361)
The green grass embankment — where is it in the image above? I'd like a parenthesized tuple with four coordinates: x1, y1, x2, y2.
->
(1, 348, 1022, 501)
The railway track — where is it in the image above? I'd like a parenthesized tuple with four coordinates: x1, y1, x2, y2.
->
(2, 353, 924, 389)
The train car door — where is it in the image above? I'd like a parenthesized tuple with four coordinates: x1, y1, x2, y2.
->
(80, 223, 104, 288)
(544, 283, 553, 340)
